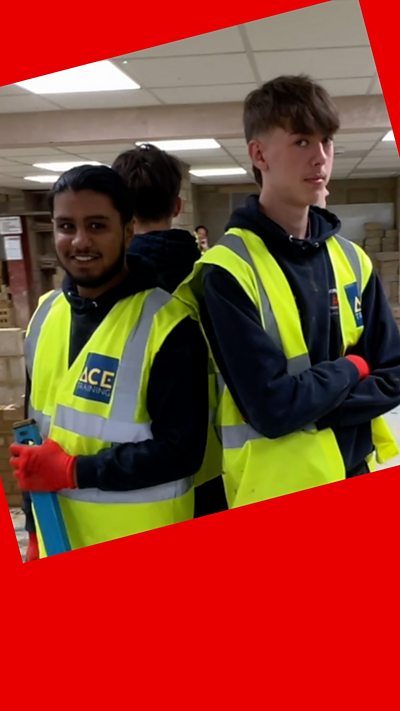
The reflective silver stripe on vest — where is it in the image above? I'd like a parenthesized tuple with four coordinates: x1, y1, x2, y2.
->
(334, 235, 362, 294)
(218, 423, 263, 449)
(108, 288, 171, 427)
(54, 405, 152, 443)
(28, 405, 51, 438)
(57, 476, 193, 504)
(217, 234, 316, 445)
(24, 290, 62, 380)
(219, 234, 282, 351)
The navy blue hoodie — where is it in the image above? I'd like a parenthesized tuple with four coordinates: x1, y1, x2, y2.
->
(199, 195, 400, 475)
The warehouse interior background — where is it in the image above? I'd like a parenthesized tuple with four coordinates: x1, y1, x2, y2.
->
(1, 0, 400, 515)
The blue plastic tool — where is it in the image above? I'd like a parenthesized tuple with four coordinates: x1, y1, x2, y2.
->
(12, 418, 71, 556)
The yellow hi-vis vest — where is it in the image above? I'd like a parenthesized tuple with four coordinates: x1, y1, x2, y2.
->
(25, 287, 197, 555)
(178, 228, 398, 509)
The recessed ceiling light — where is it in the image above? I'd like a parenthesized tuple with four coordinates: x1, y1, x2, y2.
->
(33, 161, 102, 172)
(189, 167, 247, 177)
(24, 175, 60, 183)
(382, 130, 395, 142)
(15, 60, 140, 94)
(135, 139, 220, 151)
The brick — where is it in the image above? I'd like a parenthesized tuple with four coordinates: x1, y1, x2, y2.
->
(0, 386, 24, 405)
(0, 404, 24, 421)
(0, 329, 24, 357)
(390, 282, 399, 303)
(7, 356, 26, 385)
(364, 222, 385, 230)
(382, 238, 398, 252)
(0, 359, 8, 383)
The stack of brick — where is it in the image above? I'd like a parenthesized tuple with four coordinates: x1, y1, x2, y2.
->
(374, 252, 399, 303)
(0, 328, 25, 506)
(363, 222, 385, 264)
(0, 403, 24, 507)
(362, 222, 400, 327)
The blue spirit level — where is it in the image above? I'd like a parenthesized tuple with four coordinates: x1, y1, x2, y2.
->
(12, 418, 71, 556)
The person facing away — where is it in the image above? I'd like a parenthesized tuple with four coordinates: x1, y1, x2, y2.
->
(112, 143, 200, 293)
(112, 144, 227, 517)
(11, 165, 209, 558)
(194, 225, 209, 253)
(176, 74, 400, 510)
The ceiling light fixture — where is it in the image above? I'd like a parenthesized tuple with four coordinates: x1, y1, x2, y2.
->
(135, 139, 221, 151)
(189, 167, 247, 177)
(16, 60, 140, 94)
(24, 175, 60, 183)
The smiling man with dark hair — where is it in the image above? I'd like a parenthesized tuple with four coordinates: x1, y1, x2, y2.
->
(12, 164, 208, 558)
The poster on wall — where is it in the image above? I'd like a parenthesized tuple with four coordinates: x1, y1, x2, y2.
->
(0, 216, 22, 235)
(3, 234, 22, 260)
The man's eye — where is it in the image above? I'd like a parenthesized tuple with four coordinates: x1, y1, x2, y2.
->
(90, 222, 106, 230)
(58, 223, 74, 231)
(296, 139, 308, 147)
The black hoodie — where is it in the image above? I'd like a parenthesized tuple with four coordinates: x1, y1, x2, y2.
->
(126, 227, 228, 516)
(199, 195, 400, 475)
(127, 228, 201, 293)
(23, 254, 209, 533)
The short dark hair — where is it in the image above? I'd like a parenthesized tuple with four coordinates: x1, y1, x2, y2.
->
(48, 164, 134, 225)
(244, 75, 340, 185)
(195, 225, 208, 235)
(112, 144, 182, 222)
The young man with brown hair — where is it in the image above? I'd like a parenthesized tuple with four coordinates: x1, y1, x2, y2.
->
(178, 74, 400, 509)
(113, 143, 226, 516)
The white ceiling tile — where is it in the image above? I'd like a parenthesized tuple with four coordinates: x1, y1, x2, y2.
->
(254, 47, 376, 81)
(153, 84, 257, 104)
(334, 140, 379, 152)
(114, 27, 245, 58)
(0, 165, 31, 175)
(0, 147, 66, 157)
(0, 95, 60, 113)
(0, 85, 32, 96)
(123, 54, 255, 87)
(245, 1, 369, 50)
(318, 77, 372, 97)
(46, 90, 160, 110)
(219, 138, 248, 148)
(369, 76, 383, 94)
(336, 131, 385, 144)
(57, 143, 134, 153)
(9, 153, 82, 165)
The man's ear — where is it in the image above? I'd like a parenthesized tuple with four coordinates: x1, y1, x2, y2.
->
(124, 219, 134, 245)
(173, 196, 182, 218)
(248, 139, 269, 174)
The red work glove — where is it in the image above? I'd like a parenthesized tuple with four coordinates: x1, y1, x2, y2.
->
(9, 439, 76, 492)
(345, 354, 370, 380)
(25, 532, 39, 563)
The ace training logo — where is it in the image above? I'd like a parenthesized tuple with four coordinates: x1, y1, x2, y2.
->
(344, 282, 363, 328)
(74, 353, 119, 404)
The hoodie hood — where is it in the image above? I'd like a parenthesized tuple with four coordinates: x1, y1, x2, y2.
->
(127, 228, 200, 293)
(225, 195, 341, 258)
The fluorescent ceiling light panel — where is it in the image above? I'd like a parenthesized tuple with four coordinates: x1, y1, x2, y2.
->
(15, 60, 140, 94)
(135, 139, 220, 151)
(190, 167, 247, 177)
(33, 161, 102, 172)
(24, 175, 60, 183)
(382, 130, 395, 142)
